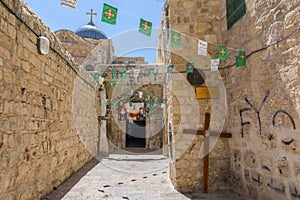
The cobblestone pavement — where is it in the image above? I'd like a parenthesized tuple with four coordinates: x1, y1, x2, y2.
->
(45, 154, 249, 200)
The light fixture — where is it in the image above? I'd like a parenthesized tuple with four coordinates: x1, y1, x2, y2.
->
(37, 36, 50, 55)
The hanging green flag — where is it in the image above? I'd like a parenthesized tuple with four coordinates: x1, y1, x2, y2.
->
(218, 46, 228, 60)
(130, 89, 134, 96)
(146, 94, 151, 101)
(167, 64, 174, 74)
(129, 102, 133, 107)
(186, 62, 194, 73)
(121, 70, 127, 79)
(93, 72, 100, 81)
(170, 30, 181, 46)
(236, 51, 246, 67)
(110, 80, 115, 88)
(154, 96, 158, 103)
(148, 67, 155, 77)
(139, 18, 152, 36)
(162, 98, 166, 104)
(101, 3, 118, 25)
(112, 70, 117, 80)
(146, 102, 151, 109)
(121, 85, 125, 92)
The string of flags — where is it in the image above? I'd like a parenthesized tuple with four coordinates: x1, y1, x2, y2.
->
(61, 1, 247, 69)
(170, 30, 247, 68)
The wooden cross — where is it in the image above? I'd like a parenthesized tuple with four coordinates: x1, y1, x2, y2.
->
(142, 22, 150, 30)
(172, 33, 180, 41)
(183, 113, 232, 193)
(220, 48, 226, 56)
(104, 8, 115, 20)
(86, 9, 97, 25)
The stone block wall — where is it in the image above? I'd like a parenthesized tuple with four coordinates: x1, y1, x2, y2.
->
(0, 1, 101, 199)
(219, 1, 300, 200)
(104, 65, 166, 150)
(158, 0, 232, 192)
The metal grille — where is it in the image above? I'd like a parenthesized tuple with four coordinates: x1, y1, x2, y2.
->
(226, 0, 246, 29)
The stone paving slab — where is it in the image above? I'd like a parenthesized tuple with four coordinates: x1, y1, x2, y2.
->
(45, 154, 249, 200)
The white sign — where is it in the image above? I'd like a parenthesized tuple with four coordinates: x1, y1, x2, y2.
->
(211, 59, 220, 71)
(198, 40, 208, 56)
(133, 69, 140, 81)
(61, 0, 78, 9)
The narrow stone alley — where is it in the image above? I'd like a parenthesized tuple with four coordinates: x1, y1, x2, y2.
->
(45, 154, 249, 200)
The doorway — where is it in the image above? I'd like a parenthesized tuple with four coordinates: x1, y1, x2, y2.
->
(126, 120, 146, 148)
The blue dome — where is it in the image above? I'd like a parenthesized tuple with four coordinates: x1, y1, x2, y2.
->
(75, 23, 108, 40)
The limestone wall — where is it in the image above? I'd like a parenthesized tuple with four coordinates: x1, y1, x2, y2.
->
(0, 0, 101, 199)
(159, 0, 232, 192)
(219, 1, 300, 200)
(103, 65, 166, 151)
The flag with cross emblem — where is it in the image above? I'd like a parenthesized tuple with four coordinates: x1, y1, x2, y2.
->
(101, 3, 118, 25)
(218, 46, 228, 60)
(170, 30, 181, 46)
(139, 18, 152, 36)
(236, 51, 246, 67)
(186, 62, 194, 73)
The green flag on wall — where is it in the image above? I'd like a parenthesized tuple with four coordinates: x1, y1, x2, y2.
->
(139, 18, 152, 36)
(218, 46, 228, 60)
(186, 62, 194, 73)
(167, 64, 174, 74)
(110, 80, 115, 88)
(112, 70, 117, 80)
(170, 30, 181, 46)
(148, 67, 155, 77)
(101, 3, 118, 25)
(236, 51, 246, 67)
(121, 70, 127, 79)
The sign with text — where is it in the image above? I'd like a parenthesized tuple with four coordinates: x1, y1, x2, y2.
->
(195, 87, 218, 99)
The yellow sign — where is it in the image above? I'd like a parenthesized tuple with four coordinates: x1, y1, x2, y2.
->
(195, 87, 218, 99)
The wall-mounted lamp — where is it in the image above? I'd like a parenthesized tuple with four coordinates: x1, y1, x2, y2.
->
(37, 36, 50, 55)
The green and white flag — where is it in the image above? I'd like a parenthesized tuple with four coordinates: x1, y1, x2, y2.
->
(148, 67, 155, 77)
(154, 96, 158, 103)
(120, 85, 125, 92)
(170, 30, 181, 46)
(112, 70, 117, 80)
(146, 94, 151, 101)
(236, 51, 246, 67)
(61, 0, 78, 9)
(146, 102, 151, 109)
(167, 64, 174, 74)
(130, 89, 134, 96)
(121, 70, 127, 79)
(101, 3, 118, 25)
(139, 18, 152, 36)
(218, 46, 228, 60)
(186, 62, 194, 73)
(110, 80, 115, 88)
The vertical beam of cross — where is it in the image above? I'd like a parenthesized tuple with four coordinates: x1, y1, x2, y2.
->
(87, 9, 97, 25)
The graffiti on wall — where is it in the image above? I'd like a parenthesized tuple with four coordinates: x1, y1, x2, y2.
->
(239, 91, 296, 143)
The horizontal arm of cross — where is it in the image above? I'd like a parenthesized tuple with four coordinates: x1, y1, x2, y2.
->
(182, 129, 232, 138)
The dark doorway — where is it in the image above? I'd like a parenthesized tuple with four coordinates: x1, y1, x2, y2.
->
(126, 120, 146, 148)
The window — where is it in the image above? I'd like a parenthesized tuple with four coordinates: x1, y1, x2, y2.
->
(226, 0, 246, 29)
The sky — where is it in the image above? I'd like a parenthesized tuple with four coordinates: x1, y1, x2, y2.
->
(24, 0, 165, 63)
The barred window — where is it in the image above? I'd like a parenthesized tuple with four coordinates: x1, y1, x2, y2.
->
(226, 0, 246, 29)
